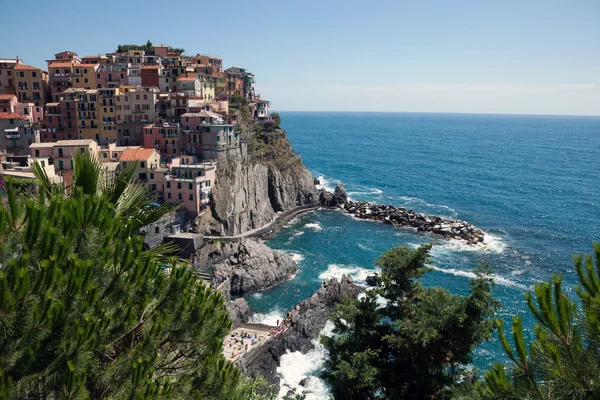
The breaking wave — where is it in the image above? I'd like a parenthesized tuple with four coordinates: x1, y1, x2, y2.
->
(249, 309, 285, 326)
(318, 264, 373, 286)
(277, 321, 334, 399)
(304, 223, 323, 231)
(429, 265, 529, 290)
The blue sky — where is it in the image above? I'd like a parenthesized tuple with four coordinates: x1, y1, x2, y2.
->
(1, 0, 598, 115)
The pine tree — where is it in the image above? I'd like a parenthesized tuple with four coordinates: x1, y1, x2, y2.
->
(321, 244, 498, 400)
(0, 153, 274, 399)
(479, 244, 600, 400)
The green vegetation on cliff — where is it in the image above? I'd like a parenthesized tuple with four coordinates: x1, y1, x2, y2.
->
(0, 153, 272, 399)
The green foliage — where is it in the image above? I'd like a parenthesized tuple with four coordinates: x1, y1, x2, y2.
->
(271, 112, 281, 129)
(479, 244, 600, 400)
(0, 153, 273, 399)
(116, 41, 154, 53)
(322, 244, 499, 400)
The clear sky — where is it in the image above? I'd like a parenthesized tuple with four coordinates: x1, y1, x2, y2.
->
(1, 0, 598, 115)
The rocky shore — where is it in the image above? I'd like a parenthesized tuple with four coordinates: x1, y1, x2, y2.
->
(237, 275, 360, 386)
(321, 183, 486, 244)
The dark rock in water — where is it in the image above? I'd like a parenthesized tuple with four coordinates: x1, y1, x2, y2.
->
(226, 298, 251, 329)
(319, 189, 334, 207)
(238, 275, 360, 385)
(366, 273, 380, 286)
(298, 378, 309, 387)
(343, 199, 486, 245)
(332, 183, 348, 207)
(313, 177, 320, 186)
(212, 239, 298, 295)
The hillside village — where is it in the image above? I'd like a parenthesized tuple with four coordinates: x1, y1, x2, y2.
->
(0, 43, 272, 218)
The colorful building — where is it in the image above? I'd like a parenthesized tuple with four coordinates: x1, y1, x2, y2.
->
(0, 58, 21, 94)
(13, 64, 49, 107)
(72, 64, 100, 89)
(119, 147, 160, 180)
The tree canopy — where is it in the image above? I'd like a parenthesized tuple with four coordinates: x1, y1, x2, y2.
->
(321, 244, 499, 400)
(0, 153, 271, 399)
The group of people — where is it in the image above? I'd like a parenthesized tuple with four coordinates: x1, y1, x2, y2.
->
(210, 272, 228, 287)
(225, 330, 266, 359)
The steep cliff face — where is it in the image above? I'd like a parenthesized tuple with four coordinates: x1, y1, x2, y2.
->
(207, 130, 318, 236)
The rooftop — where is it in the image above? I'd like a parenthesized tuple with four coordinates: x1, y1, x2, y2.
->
(177, 77, 198, 81)
(120, 148, 157, 161)
(0, 112, 27, 120)
(49, 61, 75, 68)
(0, 94, 16, 100)
(14, 64, 41, 71)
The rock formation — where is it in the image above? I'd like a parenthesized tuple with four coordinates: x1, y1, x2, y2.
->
(211, 239, 299, 295)
(238, 275, 360, 385)
(319, 183, 348, 208)
(207, 130, 318, 236)
(226, 298, 251, 329)
(345, 200, 486, 244)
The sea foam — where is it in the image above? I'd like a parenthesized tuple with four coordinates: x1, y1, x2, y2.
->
(318, 264, 372, 286)
(277, 321, 334, 399)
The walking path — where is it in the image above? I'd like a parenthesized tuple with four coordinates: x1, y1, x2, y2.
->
(205, 202, 320, 242)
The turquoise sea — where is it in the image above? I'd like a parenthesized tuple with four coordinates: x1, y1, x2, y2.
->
(246, 112, 600, 397)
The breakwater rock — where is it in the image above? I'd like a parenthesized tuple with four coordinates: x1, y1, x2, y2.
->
(238, 275, 360, 386)
(345, 200, 485, 244)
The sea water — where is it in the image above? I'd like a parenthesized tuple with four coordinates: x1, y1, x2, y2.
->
(247, 112, 600, 397)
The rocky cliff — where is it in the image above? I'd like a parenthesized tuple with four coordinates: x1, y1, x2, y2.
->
(238, 275, 360, 385)
(201, 130, 318, 236)
(212, 239, 298, 295)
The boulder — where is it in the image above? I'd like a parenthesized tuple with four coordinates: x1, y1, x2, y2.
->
(213, 239, 298, 295)
(332, 183, 348, 207)
(319, 189, 334, 207)
(226, 298, 251, 329)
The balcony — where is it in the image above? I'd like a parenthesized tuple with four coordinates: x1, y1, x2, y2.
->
(52, 73, 71, 79)
(72, 73, 82, 77)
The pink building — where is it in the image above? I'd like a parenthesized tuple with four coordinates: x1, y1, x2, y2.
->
(143, 121, 181, 160)
(149, 155, 216, 216)
(97, 64, 128, 88)
(15, 102, 44, 123)
(40, 102, 67, 142)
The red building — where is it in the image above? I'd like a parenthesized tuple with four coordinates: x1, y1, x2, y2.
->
(141, 65, 161, 87)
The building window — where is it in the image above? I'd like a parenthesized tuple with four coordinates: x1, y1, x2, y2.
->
(177, 182, 181, 189)
(189, 194, 193, 201)
(103, 152, 107, 158)
(35, 150, 40, 157)
(150, 172, 154, 179)
(188, 183, 192, 190)
(155, 226, 160, 234)
(178, 193, 182, 200)
(167, 192, 171, 199)
(166, 182, 171, 188)
(140, 161, 145, 168)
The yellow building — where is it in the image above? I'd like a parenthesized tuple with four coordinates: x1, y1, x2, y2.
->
(72, 64, 99, 90)
(13, 64, 49, 107)
(201, 76, 215, 101)
(72, 89, 100, 141)
(97, 88, 118, 143)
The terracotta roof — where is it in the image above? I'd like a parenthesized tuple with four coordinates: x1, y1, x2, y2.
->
(0, 112, 27, 120)
(177, 76, 198, 81)
(14, 64, 40, 71)
(49, 61, 74, 68)
(120, 148, 157, 161)
(0, 94, 16, 100)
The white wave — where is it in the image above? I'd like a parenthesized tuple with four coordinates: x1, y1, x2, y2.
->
(305, 223, 322, 231)
(277, 321, 334, 399)
(290, 253, 305, 263)
(315, 175, 338, 193)
(347, 187, 384, 198)
(358, 292, 387, 308)
(429, 265, 529, 290)
(430, 232, 506, 256)
(284, 216, 300, 227)
(251, 293, 263, 299)
(319, 264, 372, 286)
(293, 231, 305, 237)
(249, 309, 285, 326)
